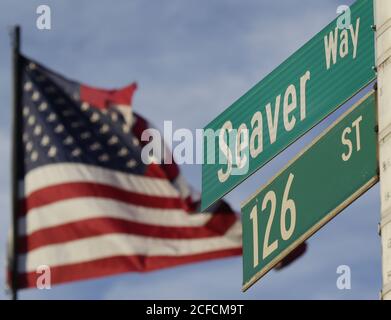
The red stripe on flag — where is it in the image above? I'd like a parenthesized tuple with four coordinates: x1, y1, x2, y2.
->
(80, 83, 137, 109)
(132, 114, 180, 181)
(19, 213, 238, 253)
(17, 248, 242, 288)
(144, 162, 178, 179)
(20, 182, 187, 215)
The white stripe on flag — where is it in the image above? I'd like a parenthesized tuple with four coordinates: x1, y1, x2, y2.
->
(19, 221, 242, 272)
(23, 163, 180, 197)
(19, 197, 213, 236)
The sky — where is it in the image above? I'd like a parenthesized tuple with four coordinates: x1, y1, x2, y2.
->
(0, 0, 382, 299)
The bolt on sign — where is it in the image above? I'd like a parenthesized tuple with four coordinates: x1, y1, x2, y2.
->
(201, 0, 375, 211)
(241, 92, 378, 291)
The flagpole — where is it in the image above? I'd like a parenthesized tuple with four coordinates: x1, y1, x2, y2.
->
(10, 25, 21, 301)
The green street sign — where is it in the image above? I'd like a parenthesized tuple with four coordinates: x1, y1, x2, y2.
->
(202, 0, 375, 211)
(241, 92, 378, 291)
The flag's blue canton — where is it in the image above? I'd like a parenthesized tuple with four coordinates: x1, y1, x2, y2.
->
(21, 60, 146, 176)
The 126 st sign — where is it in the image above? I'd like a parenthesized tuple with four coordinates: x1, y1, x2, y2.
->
(202, 0, 375, 211)
(241, 93, 378, 291)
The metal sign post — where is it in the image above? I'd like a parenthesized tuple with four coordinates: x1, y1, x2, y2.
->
(375, 0, 391, 301)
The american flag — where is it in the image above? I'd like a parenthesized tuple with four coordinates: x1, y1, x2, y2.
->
(12, 55, 242, 288)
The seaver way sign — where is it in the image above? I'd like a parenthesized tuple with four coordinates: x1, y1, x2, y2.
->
(202, 0, 375, 211)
